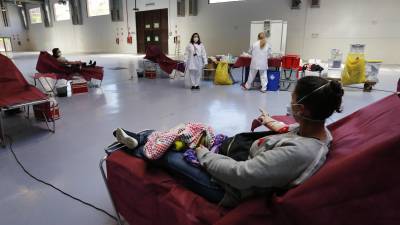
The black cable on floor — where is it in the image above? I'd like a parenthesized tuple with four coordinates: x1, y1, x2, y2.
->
(5, 135, 117, 221)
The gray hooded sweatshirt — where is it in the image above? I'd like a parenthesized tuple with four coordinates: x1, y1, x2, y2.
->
(196, 126, 332, 207)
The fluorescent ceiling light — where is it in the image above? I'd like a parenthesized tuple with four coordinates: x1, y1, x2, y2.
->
(209, 0, 244, 3)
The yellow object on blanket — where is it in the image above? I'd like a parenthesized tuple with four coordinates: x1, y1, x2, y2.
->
(173, 140, 186, 151)
(341, 53, 366, 85)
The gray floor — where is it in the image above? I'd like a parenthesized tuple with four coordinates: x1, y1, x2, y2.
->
(1, 53, 399, 225)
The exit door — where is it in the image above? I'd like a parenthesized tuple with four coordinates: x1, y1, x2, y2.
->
(136, 9, 168, 54)
(0, 37, 13, 52)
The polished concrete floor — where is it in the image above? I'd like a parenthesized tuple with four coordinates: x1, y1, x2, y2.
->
(1, 52, 399, 225)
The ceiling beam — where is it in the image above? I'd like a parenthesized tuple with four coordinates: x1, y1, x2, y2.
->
(3, 0, 44, 5)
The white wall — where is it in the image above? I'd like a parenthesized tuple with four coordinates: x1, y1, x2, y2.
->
(25, 0, 133, 54)
(173, 0, 306, 57)
(302, 0, 400, 64)
(24, 0, 303, 55)
(0, 4, 31, 51)
(23, 0, 400, 64)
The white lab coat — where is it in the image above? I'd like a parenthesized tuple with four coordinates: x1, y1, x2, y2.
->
(249, 41, 272, 70)
(184, 43, 207, 71)
(245, 41, 272, 91)
(184, 43, 207, 87)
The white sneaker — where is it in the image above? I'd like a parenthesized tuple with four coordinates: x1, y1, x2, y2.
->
(115, 128, 138, 149)
(241, 83, 249, 90)
(260, 89, 267, 93)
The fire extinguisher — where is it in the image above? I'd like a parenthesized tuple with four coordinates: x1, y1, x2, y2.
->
(127, 33, 133, 44)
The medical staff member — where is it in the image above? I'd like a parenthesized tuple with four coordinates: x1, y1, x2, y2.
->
(184, 33, 207, 90)
(242, 32, 272, 93)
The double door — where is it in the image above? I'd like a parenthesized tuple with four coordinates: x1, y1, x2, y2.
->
(136, 9, 168, 54)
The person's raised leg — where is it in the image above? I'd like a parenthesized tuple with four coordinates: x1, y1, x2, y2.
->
(113, 129, 155, 147)
(136, 129, 155, 145)
(159, 151, 225, 203)
(115, 128, 138, 149)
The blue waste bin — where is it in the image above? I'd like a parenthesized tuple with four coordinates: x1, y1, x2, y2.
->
(267, 70, 280, 91)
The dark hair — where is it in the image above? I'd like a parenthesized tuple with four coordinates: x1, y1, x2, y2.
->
(294, 76, 344, 121)
(52, 48, 60, 57)
(190, 33, 201, 44)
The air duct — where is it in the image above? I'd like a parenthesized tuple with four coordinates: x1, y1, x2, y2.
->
(18, 3, 28, 29)
(291, 0, 301, 9)
(70, 0, 83, 25)
(133, 0, 138, 11)
(0, 0, 9, 27)
(41, 0, 52, 27)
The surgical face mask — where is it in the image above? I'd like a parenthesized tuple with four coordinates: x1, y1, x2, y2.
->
(289, 103, 324, 122)
(193, 37, 199, 43)
(288, 81, 331, 121)
(287, 103, 302, 118)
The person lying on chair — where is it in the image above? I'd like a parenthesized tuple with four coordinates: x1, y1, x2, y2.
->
(52, 48, 96, 67)
(111, 76, 344, 207)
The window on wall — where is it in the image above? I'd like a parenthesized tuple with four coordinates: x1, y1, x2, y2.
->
(177, 0, 185, 17)
(54, 1, 71, 21)
(209, 0, 244, 3)
(29, 7, 42, 24)
(87, 0, 110, 17)
(0, 37, 13, 52)
(0, 38, 6, 52)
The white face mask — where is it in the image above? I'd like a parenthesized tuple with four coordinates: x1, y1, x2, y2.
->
(193, 37, 199, 43)
(288, 82, 332, 122)
(287, 104, 303, 119)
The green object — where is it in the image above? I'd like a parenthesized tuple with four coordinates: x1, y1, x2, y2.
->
(173, 140, 186, 151)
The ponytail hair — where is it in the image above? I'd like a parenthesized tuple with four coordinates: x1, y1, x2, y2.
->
(258, 32, 266, 49)
(295, 77, 344, 121)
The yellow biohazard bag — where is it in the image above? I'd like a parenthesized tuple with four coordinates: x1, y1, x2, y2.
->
(341, 53, 366, 85)
(214, 62, 233, 85)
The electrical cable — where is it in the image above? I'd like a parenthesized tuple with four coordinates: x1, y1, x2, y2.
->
(5, 135, 117, 222)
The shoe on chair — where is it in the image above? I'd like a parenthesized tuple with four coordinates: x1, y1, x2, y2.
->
(115, 128, 138, 149)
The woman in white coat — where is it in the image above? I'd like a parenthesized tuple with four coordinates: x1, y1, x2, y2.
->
(242, 32, 272, 93)
(184, 33, 207, 90)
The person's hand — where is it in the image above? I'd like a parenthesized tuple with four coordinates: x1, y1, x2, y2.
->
(195, 145, 209, 153)
(258, 115, 275, 125)
(258, 108, 274, 125)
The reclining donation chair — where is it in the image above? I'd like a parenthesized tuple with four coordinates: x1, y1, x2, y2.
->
(34, 51, 104, 93)
(144, 45, 185, 76)
(100, 93, 400, 225)
(0, 54, 56, 147)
